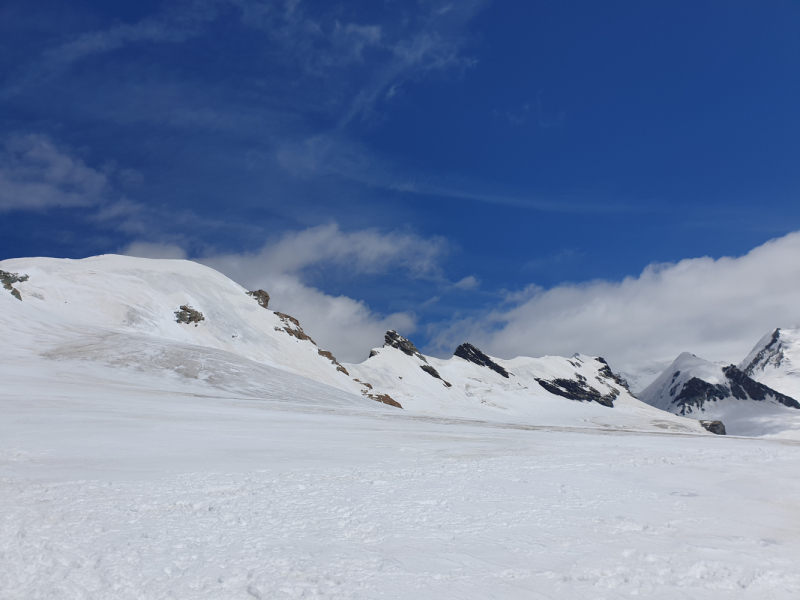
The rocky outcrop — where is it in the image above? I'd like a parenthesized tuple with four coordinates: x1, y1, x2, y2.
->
(272, 310, 348, 374)
(699, 420, 726, 435)
(175, 305, 204, 326)
(275, 312, 316, 344)
(384, 330, 427, 362)
(247, 290, 270, 309)
(722, 365, 800, 408)
(1, 270, 29, 301)
(420, 364, 452, 387)
(672, 366, 800, 414)
(535, 376, 618, 407)
(364, 392, 402, 409)
(454, 343, 510, 378)
(352, 378, 401, 408)
(741, 328, 783, 376)
(318, 349, 349, 375)
(595, 357, 631, 392)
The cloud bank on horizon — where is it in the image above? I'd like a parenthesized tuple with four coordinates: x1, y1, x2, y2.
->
(429, 230, 800, 389)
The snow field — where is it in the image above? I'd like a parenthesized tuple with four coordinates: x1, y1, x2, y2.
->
(2, 387, 800, 599)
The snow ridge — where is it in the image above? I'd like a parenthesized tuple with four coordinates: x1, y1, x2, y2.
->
(0, 254, 706, 434)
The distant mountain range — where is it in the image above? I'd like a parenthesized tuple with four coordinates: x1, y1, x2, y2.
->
(2, 255, 800, 438)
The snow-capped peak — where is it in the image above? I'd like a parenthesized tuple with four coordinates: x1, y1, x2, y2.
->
(639, 351, 800, 436)
(738, 327, 800, 400)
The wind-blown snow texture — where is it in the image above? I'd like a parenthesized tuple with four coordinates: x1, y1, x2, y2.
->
(3, 255, 800, 598)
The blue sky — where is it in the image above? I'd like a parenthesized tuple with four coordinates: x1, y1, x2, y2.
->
(2, 0, 799, 372)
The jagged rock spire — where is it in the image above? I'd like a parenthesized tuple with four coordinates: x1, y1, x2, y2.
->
(384, 330, 427, 363)
(454, 343, 510, 378)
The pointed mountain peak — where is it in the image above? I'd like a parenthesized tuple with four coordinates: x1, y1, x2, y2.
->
(740, 328, 786, 376)
(640, 351, 800, 416)
(453, 343, 510, 378)
(384, 330, 427, 362)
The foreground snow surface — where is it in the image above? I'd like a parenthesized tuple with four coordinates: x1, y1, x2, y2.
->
(3, 382, 800, 599)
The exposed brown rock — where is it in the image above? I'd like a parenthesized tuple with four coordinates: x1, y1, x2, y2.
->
(699, 420, 726, 435)
(363, 391, 402, 409)
(317, 349, 349, 375)
(1, 270, 28, 301)
(274, 312, 316, 344)
(175, 305, 204, 326)
(247, 290, 270, 309)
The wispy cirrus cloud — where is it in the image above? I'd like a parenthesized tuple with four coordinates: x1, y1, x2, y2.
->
(276, 133, 636, 213)
(7, 0, 483, 122)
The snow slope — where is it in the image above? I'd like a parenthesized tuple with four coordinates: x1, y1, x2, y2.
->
(0, 255, 379, 403)
(1, 255, 705, 433)
(740, 327, 800, 400)
(3, 356, 800, 599)
(639, 352, 800, 437)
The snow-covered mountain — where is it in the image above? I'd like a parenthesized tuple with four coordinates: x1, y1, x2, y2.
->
(0, 254, 708, 434)
(345, 332, 688, 430)
(639, 352, 800, 437)
(0, 256, 387, 404)
(739, 327, 800, 400)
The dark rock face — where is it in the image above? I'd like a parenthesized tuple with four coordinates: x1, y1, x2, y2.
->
(420, 364, 452, 387)
(742, 328, 783, 376)
(275, 312, 316, 344)
(722, 365, 800, 408)
(699, 420, 726, 435)
(595, 357, 631, 392)
(454, 343, 510, 378)
(673, 378, 729, 414)
(384, 330, 427, 362)
(1, 270, 29, 301)
(535, 377, 618, 407)
(247, 290, 270, 309)
(175, 305, 204, 326)
(672, 366, 800, 414)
